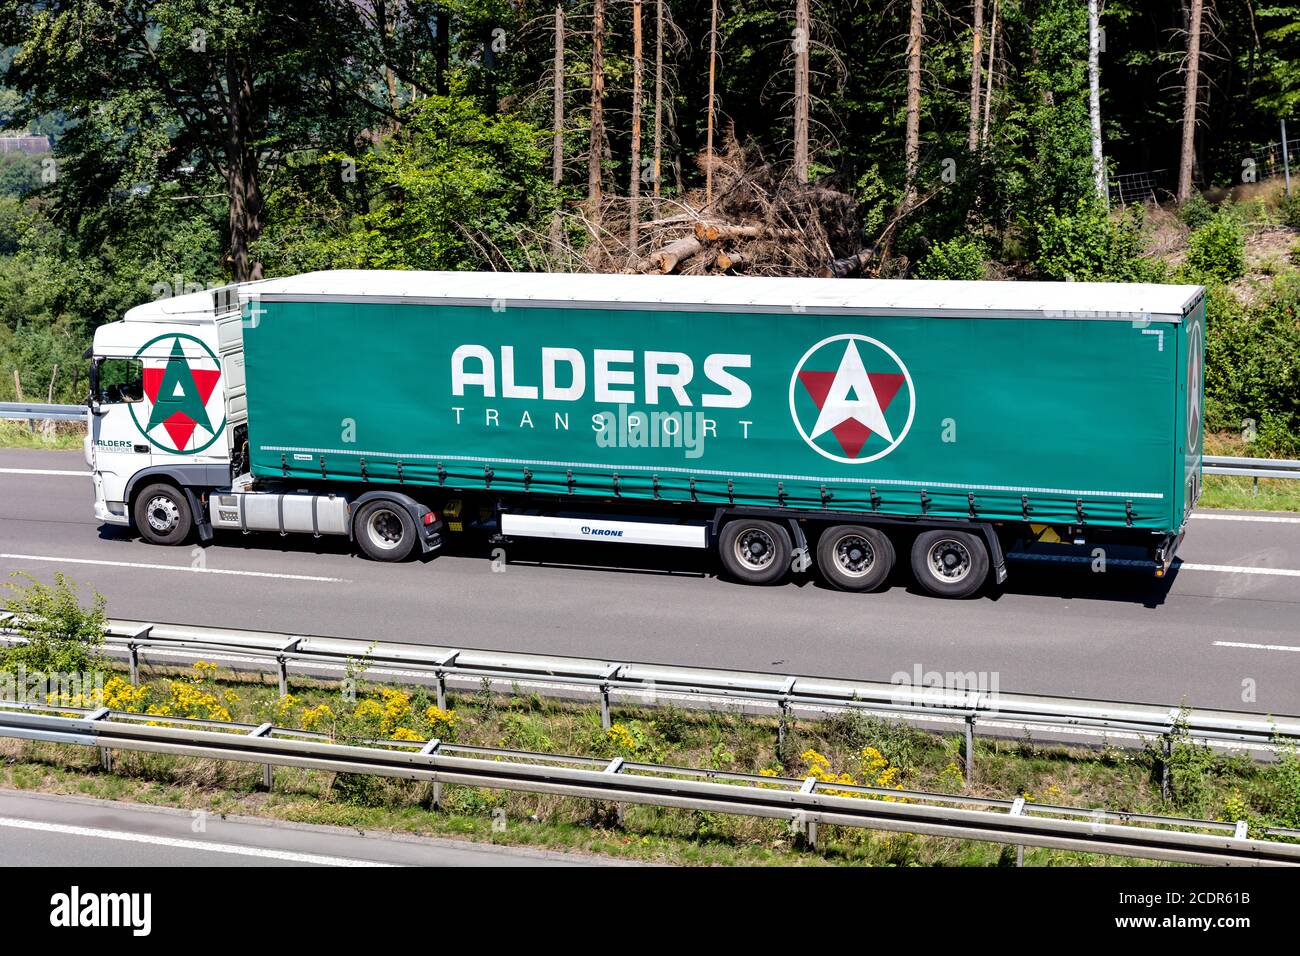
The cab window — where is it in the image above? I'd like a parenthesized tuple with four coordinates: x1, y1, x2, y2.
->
(96, 358, 144, 404)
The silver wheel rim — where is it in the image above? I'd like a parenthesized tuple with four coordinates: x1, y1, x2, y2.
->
(832, 533, 876, 578)
(927, 539, 972, 582)
(146, 495, 180, 534)
(366, 508, 406, 551)
(733, 527, 776, 571)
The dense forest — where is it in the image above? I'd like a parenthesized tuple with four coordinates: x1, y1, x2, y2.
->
(0, 0, 1298, 453)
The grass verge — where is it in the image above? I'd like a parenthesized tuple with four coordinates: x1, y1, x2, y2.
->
(2, 659, 1297, 866)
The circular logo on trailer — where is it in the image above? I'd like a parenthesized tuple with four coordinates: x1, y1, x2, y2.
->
(128, 333, 225, 455)
(789, 334, 915, 464)
(1186, 320, 1202, 449)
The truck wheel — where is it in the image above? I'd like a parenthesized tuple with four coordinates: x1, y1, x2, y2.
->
(910, 530, 989, 599)
(355, 500, 418, 562)
(133, 483, 193, 546)
(718, 519, 792, 585)
(817, 525, 895, 592)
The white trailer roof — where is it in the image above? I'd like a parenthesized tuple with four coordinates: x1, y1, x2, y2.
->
(248, 270, 1203, 321)
(124, 270, 1205, 324)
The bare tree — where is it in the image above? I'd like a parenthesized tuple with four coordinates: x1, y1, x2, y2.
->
(589, 0, 607, 226)
(968, 0, 984, 153)
(630, 0, 645, 248)
(1177, 0, 1204, 202)
(551, 4, 566, 253)
(653, 0, 665, 205)
(705, 0, 720, 206)
(1088, 0, 1106, 199)
(981, 0, 999, 147)
(903, 0, 923, 209)
(793, 0, 810, 182)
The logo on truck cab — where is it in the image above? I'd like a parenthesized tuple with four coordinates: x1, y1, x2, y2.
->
(789, 334, 915, 464)
(127, 333, 225, 455)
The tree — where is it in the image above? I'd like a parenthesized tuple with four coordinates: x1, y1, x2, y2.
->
(1088, 0, 1106, 199)
(793, 0, 811, 183)
(552, 3, 566, 252)
(903, 0, 924, 209)
(969, 0, 985, 153)
(1178, 0, 1205, 202)
(630, 0, 645, 248)
(588, 0, 607, 226)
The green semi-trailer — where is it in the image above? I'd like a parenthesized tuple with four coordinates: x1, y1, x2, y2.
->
(88, 270, 1205, 598)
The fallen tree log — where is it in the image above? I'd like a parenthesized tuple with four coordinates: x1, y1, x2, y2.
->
(692, 220, 802, 243)
(637, 235, 703, 273)
(714, 249, 749, 271)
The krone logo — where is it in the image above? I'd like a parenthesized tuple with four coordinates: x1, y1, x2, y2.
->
(128, 333, 225, 455)
(789, 334, 915, 464)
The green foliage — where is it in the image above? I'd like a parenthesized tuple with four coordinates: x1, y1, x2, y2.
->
(1186, 214, 1246, 283)
(256, 97, 557, 274)
(1279, 191, 1300, 229)
(916, 236, 986, 280)
(1178, 192, 1216, 230)
(1032, 201, 1163, 282)
(0, 572, 105, 674)
(1203, 272, 1300, 457)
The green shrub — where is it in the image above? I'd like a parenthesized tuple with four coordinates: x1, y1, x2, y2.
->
(1277, 191, 1300, 229)
(1186, 214, 1246, 283)
(1179, 191, 1216, 230)
(0, 572, 106, 675)
(916, 236, 986, 280)
(1032, 200, 1165, 282)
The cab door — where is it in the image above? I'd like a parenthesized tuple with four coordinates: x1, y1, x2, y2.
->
(89, 355, 153, 520)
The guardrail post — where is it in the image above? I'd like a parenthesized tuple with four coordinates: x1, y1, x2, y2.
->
(436, 671, 447, 711)
(777, 678, 796, 753)
(598, 664, 622, 730)
(276, 638, 300, 698)
(1010, 796, 1026, 867)
(795, 777, 818, 850)
(249, 723, 274, 790)
(964, 715, 976, 784)
(1161, 737, 1172, 801)
(420, 738, 443, 809)
(86, 706, 112, 772)
(124, 624, 151, 686)
(605, 757, 626, 826)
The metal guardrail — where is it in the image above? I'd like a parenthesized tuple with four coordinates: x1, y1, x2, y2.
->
(1203, 455, 1300, 481)
(0, 401, 85, 422)
(3, 615, 1296, 773)
(1, 702, 1297, 865)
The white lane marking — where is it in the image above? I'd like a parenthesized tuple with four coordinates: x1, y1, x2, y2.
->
(0, 553, 348, 583)
(1193, 513, 1300, 524)
(0, 468, 87, 477)
(1179, 562, 1300, 578)
(0, 816, 394, 866)
(1213, 640, 1300, 653)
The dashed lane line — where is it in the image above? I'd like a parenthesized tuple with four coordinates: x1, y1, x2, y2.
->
(0, 552, 348, 583)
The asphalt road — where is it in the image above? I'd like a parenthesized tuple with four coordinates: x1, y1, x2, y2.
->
(0, 789, 612, 866)
(2, 448, 1298, 714)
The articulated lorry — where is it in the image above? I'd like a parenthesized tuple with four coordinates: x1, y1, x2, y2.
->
(87, 270, 1205, 598)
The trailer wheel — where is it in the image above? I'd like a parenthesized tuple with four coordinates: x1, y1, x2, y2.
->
(718, 519, 792, 585)
(817, 525, 895, 592)
(355, 499, 417, 562)
(910, 530, 989, 599)
(133, 483, 193, 546)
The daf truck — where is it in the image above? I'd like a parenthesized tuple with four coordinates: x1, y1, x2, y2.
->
(86, 270, 1205, 598)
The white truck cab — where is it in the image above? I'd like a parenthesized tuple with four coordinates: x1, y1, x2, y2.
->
(88, 287, 243, 538)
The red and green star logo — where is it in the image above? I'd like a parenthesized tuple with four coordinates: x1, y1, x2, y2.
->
(789, 334, 915, 464)
(130, 334, 224, 454)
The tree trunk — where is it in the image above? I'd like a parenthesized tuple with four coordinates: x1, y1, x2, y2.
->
(653, 0, 664, 206)
(1088, 0, 1106, 200)
(903, 0, 923, 210)
(225, 53, 264, 283)
(630, 0, 644, 250)
(793, 0, 810, 183)
(551, 4, 565, 254)
(588, 0, 606, 227)
(981, 0, 998, 147)
(1177, 0, 1204, 203)
(705, 0, 720, 206)
(638, 235, 701, 273)
(968, 0, 983, 152)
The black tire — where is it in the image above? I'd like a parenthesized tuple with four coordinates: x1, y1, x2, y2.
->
(718, 518, 792, 585)
(354, 499, 418, 562)
(132, 483, 194, 546)
(816, 525, 895, 592)
(910, 529, 989, 599)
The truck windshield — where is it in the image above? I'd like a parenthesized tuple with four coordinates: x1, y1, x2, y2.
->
(96, 358, 144, 404)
